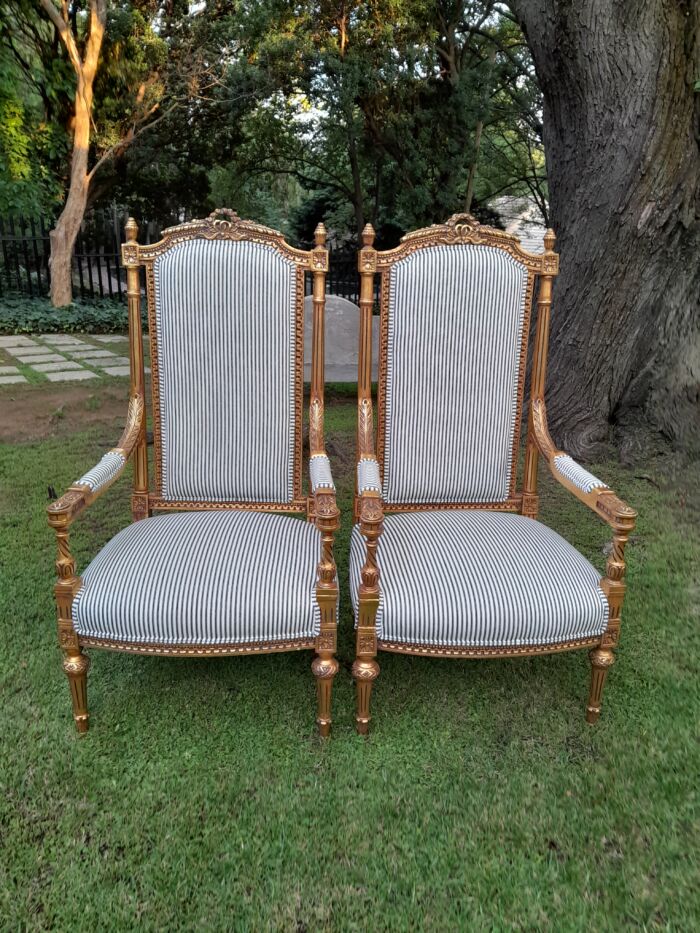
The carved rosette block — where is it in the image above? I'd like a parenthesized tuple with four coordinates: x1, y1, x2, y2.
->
(521, 493, 539, 520)
(131, 493, 150, 522)
(586, 648, 615, 724)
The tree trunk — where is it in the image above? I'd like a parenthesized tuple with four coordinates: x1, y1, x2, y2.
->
(41, 0, 106, 307)
(50, 84, 91, 307)
(511, 0, 700, 457)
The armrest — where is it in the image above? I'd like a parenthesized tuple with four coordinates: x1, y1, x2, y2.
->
(531, 398, 637, 530)
(47, 394, 144, 529)
(309, 453, 336, 494)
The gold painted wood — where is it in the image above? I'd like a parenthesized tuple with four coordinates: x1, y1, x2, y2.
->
(352, 213, 637, 733)
(47, 210, 339, 735)
(351, 223, 384, 733)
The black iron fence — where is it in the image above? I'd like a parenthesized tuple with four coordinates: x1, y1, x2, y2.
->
(0, 213, 375, 304)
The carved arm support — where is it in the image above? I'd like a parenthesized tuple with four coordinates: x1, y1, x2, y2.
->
(530, 398, 637, 645)
(530, 399, 637, 531)
(47, 393, 145, 531)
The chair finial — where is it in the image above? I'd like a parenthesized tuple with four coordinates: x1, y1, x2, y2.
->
(362, 223, 375, 247)
(544, 228, 556, 252)
(314, 222, 327, 247)
(125, 217, 138, 242)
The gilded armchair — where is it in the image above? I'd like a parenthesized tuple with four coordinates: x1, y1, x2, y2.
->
(350, 215, 636, 733)
(47, 210, 340, 735)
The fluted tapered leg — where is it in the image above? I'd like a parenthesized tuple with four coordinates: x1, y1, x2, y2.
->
(312, 655, 339, 737)
(352, 658, 380, 734)
(586, 647, 615, 724)
(63, 650, 90, 734)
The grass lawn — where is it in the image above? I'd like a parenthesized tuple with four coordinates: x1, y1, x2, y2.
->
(0, 385, 698, 930)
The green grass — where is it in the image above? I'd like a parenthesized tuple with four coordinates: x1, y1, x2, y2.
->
(0, 397, 698, 930)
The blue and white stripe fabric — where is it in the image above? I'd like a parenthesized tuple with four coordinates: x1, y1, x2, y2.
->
(382, 244, 529, 504)
(553, 454, 608, 494)
(358, 458, 381, 494)
(350, 511, 608, 647)
(153, 239, 297, 503)
(309, 454, 335, 492)
(75, 451, 126, 492)
(73, 511, 322, 645)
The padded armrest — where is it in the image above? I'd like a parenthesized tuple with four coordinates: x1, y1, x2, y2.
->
(552, 454, 608, 494)
(309, 454, 335, 493)
(357, 457, 381, 494)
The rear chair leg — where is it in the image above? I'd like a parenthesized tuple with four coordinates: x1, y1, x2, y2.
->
(586, 647, 615, 724)
(63, 650, 90, 734)
(312, 654, 339, 737)
(352, 657, 380, 735)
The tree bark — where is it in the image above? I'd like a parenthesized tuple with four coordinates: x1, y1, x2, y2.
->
(510, 0, 700, 456)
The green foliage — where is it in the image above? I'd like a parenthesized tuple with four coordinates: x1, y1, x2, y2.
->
(0, 294, 140, 334)
(0, 398, 698, 927)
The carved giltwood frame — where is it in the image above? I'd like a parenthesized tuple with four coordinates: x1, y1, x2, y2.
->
(351, 214, 636, 733)
(47, 210, 340, 735)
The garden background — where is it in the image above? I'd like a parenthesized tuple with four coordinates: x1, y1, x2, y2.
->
(0, 1, 698, 929)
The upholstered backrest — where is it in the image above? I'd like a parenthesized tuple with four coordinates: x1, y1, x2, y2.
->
(150, 237, 300, 504)
(379, 243, 530, 505)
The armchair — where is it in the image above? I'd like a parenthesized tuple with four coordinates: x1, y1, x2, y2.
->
(48, 211, 340, 735)
(350, 216, 636, 733)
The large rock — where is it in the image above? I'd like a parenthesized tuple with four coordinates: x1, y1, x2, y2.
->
(304, 295, 378, 382)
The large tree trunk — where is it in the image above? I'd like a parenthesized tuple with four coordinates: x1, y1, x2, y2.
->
(511, 0, 700, 457)
(49, 84, 91, 307)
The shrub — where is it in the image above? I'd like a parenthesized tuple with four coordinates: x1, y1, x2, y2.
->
(0, 294, 146, 334)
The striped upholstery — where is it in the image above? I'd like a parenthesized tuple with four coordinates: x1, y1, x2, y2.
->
(76, 451, 126, 492)
(153, 239, 298, 503)
(382, 245, 529, 504)
(350, 511, 608, 647)
(553, 454, 608, 493)
(309, 454, 335, 492)
(73, 511, 322, 645)
(358, 458, 381, 494)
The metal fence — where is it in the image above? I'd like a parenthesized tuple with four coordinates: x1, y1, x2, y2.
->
(0, 213, 374, 304)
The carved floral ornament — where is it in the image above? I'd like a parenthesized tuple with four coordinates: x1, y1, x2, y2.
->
(376, 212, 550, 273)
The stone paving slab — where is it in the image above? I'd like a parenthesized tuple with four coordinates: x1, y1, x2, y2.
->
(0, 365, 21, 375)
(0, 336, 37, 348)
(6, 346, 56, 358)
(31, 361, 84, 373)
(44, 370, 98, 382)
(0, 374, 28, 384)
(102, 366, 131, 377)
(68, 348, 117, 359)
(15, 353, 69, 364)
(81, 356, 130, 367)
(90, 334, 125, 343)
(42, 339, 92, 350)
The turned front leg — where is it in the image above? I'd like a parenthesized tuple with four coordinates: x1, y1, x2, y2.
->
(50, 518, 90, 734)
(587, 499, 636, 724)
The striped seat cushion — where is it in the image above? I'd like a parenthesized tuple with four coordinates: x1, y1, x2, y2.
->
(73, 511, 322, 645)
(153, 239, 298, 504)
(350, 511, 608, 647)
(382, 245, 529, 504)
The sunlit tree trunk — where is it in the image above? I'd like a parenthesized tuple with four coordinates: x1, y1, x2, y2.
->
(39, 0, 106, 307)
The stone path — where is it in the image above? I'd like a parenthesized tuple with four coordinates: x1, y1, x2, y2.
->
(0, 296, 370, 386)
(0, 334, 150, 385)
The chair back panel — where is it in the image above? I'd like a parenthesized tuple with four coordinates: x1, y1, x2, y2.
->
(151, 238, 300, 504)
(380, 243, 530, 505)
